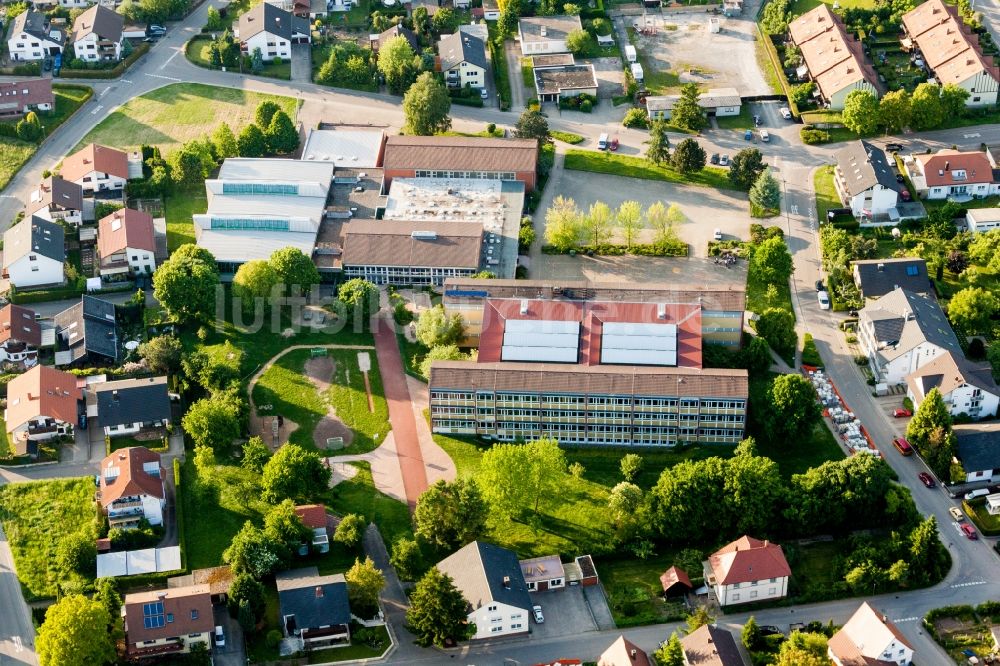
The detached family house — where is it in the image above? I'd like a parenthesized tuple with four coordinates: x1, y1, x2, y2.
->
(597, 636, 651, 666)
(2, 216, 65, 289)
(8, 11, 63, 61)
(4, 365, 82, 456)
(906, 351, 1000, 419)
(0, 79, 54, 118)
(833, 141, 900, 222)
(704, 535, 790, 606)
(436, 540, 532, 640)
(370, 24, 418, 54)
(62, 143, 129, 194)
(276, 567, 352, 651)
(94, 376, 171, 439)
(123, 585, 214, 659)
(954, 423, 1000, 484)
(238, 3, 310, 62)
(99, 446, 166, 528)
(54, 295, 121, 366)
(681, 624, 747, 666)
(71, 5, 125, 63)
(25, 176, 83, 226)
(98, 208, 157, 277)
(438, 32, 488, 90)
(0, 304, 42, 369)
(852, 258, 930, 301)
(828, 602, 914, 666)
(902, 149, 1000, 200)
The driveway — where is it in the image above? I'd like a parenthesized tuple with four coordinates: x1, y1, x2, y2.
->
(290, 43, 311, 83)
(212, 604, 245, 666)
(505, 39, 526, 110)
(528, 586, 600, 639)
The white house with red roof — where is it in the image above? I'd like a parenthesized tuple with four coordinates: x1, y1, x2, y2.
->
(0, 304, 42, 368)
(60, 143, 129, 193)
(902, 148, 1000, 200)
(97, 208, 157, 277)
(828, 602, 914, 666)
(704, 536, 790, 606)
(4, 364, 82, 455)
(99, 446, 166, 528)
(294, 504, 330, 554)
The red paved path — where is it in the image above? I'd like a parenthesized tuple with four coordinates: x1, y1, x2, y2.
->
(372, 314, 429, 508)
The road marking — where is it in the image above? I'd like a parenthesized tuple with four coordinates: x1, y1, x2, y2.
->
(964, 132, 981, 139)
(99, 87, 112, 98)
(892, 617, 919, 623)
(161, 50, 179, 69)
(951, 581, 987, 588)
(13, 635, 22, 652)
(146, 73, 181, 82)
(120, 78, 132, 83)
(90, 104, 103, 115)
(790, 204, 799, 215)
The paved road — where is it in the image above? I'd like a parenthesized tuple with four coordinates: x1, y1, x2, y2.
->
(0, 522, 36, 666)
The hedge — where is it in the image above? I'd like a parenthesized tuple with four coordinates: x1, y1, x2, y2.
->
(0, 63, 42, 76)
(174, 457, 187, 573)
(450, 95, 484, 108)
(58, 42, 150, 79)
(10, 281, 133, 305)
(802, 333, 822, 367)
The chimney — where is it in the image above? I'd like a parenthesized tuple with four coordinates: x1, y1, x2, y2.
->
(503, 575, 511, 588)
(945, 160, 951, 170)
(657, 303, 666, 319)
(877, 262, 885, 271)
(315, 586, 324, 598)
(631, 649, 637, 659)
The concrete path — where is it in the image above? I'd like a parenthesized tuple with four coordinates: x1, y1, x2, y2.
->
(504, 40, 526, 111)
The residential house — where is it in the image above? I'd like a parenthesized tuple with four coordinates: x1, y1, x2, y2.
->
(660, 566, 692, 598)
(0, 78, 54, 118)
(98, 208, 157, 277)
(293, 504, 330, 554)
(25, 176, 83, 226)
(99, 446, 166, 528)
(122, 584, 214, 659)
(833, 141, 901, 222)
(482, 0, 500, 20)
(517, 16, 583, 56)
(8, 11, 63, 60)
(436, 540, 532, 640)
(53, 295, 121, 366)
(4, 365, 82, 456)
(902, 0, 999, 107)
(987, 493, 1000, 515)
(237, 3, 310, 62)
(60, 0, 93, 9)
(902, 149, 1000, 200)
(95, 376, 171, 438)
(370, 24, 418, 54)
(828, 602, 914, 666)
(519, 554, 565, 592)
(438, 32, 488, 89)
(954, 423, 1000, 484)
(646, 88, 742, 121)
(597, 636, 651, 666)
(856, 287, 963, 384)
(905, 350, 1000, 419)
(704, 535, 791, 606)
(276, 567, 351, 651)
(381, 135, 540, 191)
(788, 4, 879, 110)
(852, 258, 930, 300)
(0, 304, 42, 369)
(71, 5, 125, 62)
(61, 143, 129, 193)
(2, 216, 65, 288)
(966, 207, 1000, 233)
(533, 62, 598, 102)
(681, 624, 747, 666)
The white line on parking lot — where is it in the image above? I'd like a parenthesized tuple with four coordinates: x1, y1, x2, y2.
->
(892, 617, 919, 623)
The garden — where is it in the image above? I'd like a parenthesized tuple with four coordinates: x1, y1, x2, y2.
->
(924, 601, 1000, 664)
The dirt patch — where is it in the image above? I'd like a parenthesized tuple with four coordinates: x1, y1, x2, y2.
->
(303, 355, 355, 449)
(315, 416, 354, 448)
(934, 617, 976, 634)
(249, 414, 300, 451)
(304, 356, 334, 391)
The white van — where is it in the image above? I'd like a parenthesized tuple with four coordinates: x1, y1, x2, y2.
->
(817, 291, 831, 310)
(598, 133, 609, 150)
(760, 130, 770, 142)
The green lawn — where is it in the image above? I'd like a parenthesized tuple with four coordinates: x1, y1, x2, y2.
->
(757, 419, 844, 479)
(601, 554, 691, 627)
(564, 446, 734, 489)
(564, 149, 734, 191)
(789, 0, 875, 13)
(78, 82, 299, 152)
(108, 434, 168, 453)
(813, 164, 841, 224)
(164, 184, 205, 251)
(715, 106, 754, 130)
(0, 138, 35, 190)
(252, 347, 390, 454)
(307, 626, 390, 663)
(325, 462, 413, 548)
(186, 37, 291, 80)
(754, 32, 785, 96)
(0, 478, 98, 599)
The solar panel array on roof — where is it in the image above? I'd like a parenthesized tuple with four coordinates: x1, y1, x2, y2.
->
(601, 322, 677, 366)
(502, 319, 580, 363)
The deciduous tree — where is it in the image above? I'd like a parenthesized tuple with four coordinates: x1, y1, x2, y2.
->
(842, 89, 880, 135)
(138, 335, 182, 373)
(37, 595, 116, 666)
(948, 286, 999, 333)
(406, 568, 470, 646)
(653, 634, 684, 666)
(583, 201, 614, 246)
(255, 100, 281, 129)
(416, 305, 464, 348)
(420, 344, 467, 378)
(378, 35, 419, 94)
(728, 147, 765, 190)
(544, 195, 584, 251)
(265, 110, 299, 155)
(671, 138, 706, 174)
(768, 374, 821, 441)
(414, 478, 489, 551)
(910, 82, 944, 131)
(753, 307, 796, 359)
(223, 522, 282, 578)
(232, 259, 278, 314)
(607, 482, 642, 525)
(514, 109, 549, 140)
(346, 556, 385, 611)
(261, 443, 332, 503)
(940, 83, 970, 120)
(403, 72, 452, 135)
(336, 278, 379, 330)
(263, 499, 311, 555)
(646, 201, 682, 247)
(565, 28, 593, 55)
(228, 572, 266, 621)
(620, 453, 643, 481)
(242, 436, 271, 472)
(182, 393, 243, 451)
(615, 200, 643, 249)
(476, 438, 567, 519)
(269, 246, 320, 295)
(390, 537, 423, 581)
(334, 513, 367, 549)
(237, 122, 267, 157)
(878, 89, 911, 133)
(751, 235, 793, 284)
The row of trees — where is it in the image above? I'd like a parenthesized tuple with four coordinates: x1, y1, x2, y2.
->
(842, 83, 970, 135)
(543, 196, 684, 253)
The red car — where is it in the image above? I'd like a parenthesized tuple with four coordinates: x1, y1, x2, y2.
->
(893, 408, 913, 417)
(609, 137, 620, 151)
(961, 523, 978, 540)
(918, 472, 935, 488)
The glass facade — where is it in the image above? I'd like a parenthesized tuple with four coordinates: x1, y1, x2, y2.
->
(221, 182, 299, 196)
(209, 218, 290, 231)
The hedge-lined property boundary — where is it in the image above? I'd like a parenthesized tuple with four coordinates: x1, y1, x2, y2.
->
(58, 42, 150, 79)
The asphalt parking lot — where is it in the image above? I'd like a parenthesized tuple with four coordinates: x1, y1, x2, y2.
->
(528, 586, 599, 639)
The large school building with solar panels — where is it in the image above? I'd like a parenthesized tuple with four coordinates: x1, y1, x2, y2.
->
(428, 278, 749, 447)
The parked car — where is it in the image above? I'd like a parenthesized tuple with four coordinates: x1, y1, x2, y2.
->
(532, 605, 544, 623)
(893, 408, 913, 417)
(779, 107, 792, 119)
(759, 625, 784, 636)
(598, 133, 609, 150)
(815, 279, 824, 292)
(965, 488, 990, 501)
(949, 506, 965, 522)
(817, 290, 831, 310)
(713, 228, 723, 240)
(753, 114, 761, 127)
(480, 88, 488, 99)
(760, 130, 770, 142)
(744, 129, 753, 141)
(885, 142, 904, 152)
(711, 153, 720, 164)
(719, 154, 729, 166)
(609, 137, 619, 151)
(214, 626, 225, 648)
(918, 472, 935, 488)
(961, 523, 978, 539)
(892, 437, 914, 456)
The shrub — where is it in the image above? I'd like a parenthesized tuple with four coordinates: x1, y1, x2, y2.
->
(801, 126, 831, 144)
(622, 107, 649, 129)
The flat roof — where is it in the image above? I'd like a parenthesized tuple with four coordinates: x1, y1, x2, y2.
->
(535, 64, 598, 95)
(205, 192, 327, 223)
(384, 177, 515, 229)
(218, 158, 334, 184)
(194, 228, 317, 265)
(531, 53, 576, 68)
(301, 129, 385, 169)
(518, 15, 582, 43)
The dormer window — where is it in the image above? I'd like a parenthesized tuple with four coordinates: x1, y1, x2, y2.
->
(953, 169, 967, 180)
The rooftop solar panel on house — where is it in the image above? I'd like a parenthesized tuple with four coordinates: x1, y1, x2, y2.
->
(501, 319, 580, 363)
(601, 321, 678, 366)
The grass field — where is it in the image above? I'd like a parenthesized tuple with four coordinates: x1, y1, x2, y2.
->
(789, 0, 875, 12)
(326, 462, 413, 547)
(814, 165, 841, 224)
(715, 106, 754, 130)
(564, 149, 734, 191)
(551, 130, 585, 144)
(185, 37, 291, 80)
(164, 184, 205, 251)
(0, 138, 36, 190)
(0, 478, 98, 599)
(78, 83, 299, 152)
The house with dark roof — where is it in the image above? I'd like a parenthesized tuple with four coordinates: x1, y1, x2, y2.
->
(704, 536, 790, 606)
(2, 216, 65, 288)
(0, 304, 42, 369)
(25, 176, 83, 226)
(436, 541, 532, 639)
(834, 141, 900, 222)
(681, 624, 747, 666)
(4, 365, 82, 456)
(61, 143, 129, 193)
(828, 602, 914, 666)
(857, 287, 962, 383)
(53, 295, 121, 366)
(7, 11, 63, 61)
(954, 423, 1000, 484)
(370, 24, 418, 53)
(238, 3, 310, 62)
(276, 567, 351, 651)
(598, 635, 651, 666)
(438, 32, 488, 89)
(852, 258, 930, 300)
(71, 5, 125, 62)
(0, 78, 54, 118)
(906, 351, 1000, 420)
(99, 446, 166, 528)
(94, 376, 171, 439)
(123, 584, 214, 658)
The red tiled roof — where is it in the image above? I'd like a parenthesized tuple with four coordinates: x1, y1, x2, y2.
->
(660, 566, 692, 592)
(124, 584, 214, 645)
(477, 299, 702, 368)
(99, 446, 165, 506)
(294, 504, 328, 529)
(915, 150, 996, 187)
(98, 208, 155, 257)
(598, 636, 651, 666)
(708, 536, 791, 585)
(0, 78, 53, 109)
(0, 304, 41, 347)
(61, 143, 128, 182)
(5, 365, 81, 432)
